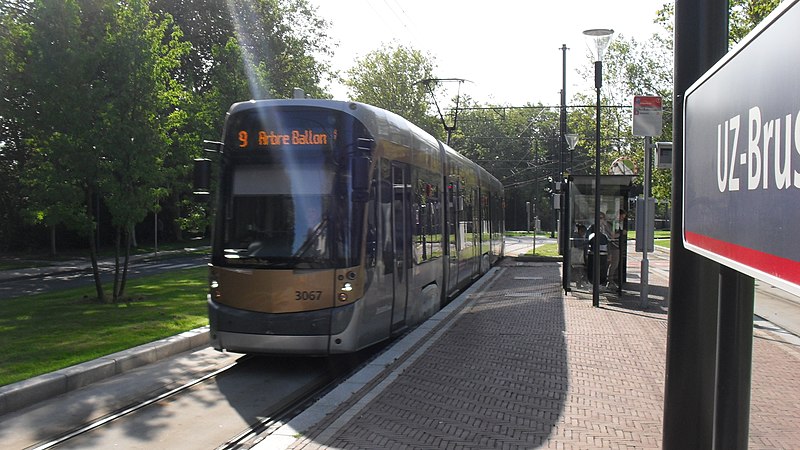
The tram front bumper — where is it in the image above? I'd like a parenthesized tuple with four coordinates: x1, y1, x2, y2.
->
(207, 297, 355, 355)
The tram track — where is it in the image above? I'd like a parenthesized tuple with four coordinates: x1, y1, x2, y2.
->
(18, 346, 384, 450)
(215, 371, 339, 450)
(29, 359, 244, 450)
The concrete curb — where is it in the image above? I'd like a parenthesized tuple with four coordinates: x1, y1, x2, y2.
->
(0, 326, 209, 416)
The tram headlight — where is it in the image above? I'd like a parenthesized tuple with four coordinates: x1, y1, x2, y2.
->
(341, 282, 353, 292)
(338, 293, 348, 302)
(209, 275, 221, 300)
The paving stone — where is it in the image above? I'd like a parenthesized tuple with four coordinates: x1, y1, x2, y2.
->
(286, 249, 800, 449)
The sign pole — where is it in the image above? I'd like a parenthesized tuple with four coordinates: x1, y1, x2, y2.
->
(714, 267, 754, 449)
(641, 136, 652, 307)
(632, 96, 662, 307)
(676, 1, 800, 447)
(663, 1, 727, 448)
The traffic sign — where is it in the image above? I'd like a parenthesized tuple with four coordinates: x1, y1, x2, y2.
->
(683, 0, 800, 296)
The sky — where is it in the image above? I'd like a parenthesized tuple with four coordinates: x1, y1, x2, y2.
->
(308, 0, 670, 107)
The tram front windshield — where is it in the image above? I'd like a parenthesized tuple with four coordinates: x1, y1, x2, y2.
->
(215, 107, 363, 269)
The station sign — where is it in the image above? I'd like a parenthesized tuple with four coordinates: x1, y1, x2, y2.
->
(632, 96, 663, 137)
(683, 0, 800, 296)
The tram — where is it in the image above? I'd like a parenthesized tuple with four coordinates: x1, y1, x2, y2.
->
(195, 99, 504, 355)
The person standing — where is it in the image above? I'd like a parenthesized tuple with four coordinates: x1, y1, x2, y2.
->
(606, 209, 627, 289)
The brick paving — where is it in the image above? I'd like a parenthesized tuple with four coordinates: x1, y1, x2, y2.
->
(282, 248, 800, 449)
(749, 327, 800, 449)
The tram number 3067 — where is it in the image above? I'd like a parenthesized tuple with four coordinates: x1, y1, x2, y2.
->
(295, 290, 323, 301)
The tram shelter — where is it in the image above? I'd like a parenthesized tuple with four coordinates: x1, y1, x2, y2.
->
(562, 175, 635, 293)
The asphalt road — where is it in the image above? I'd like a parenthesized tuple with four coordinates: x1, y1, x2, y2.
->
(0, 255, 208, 300)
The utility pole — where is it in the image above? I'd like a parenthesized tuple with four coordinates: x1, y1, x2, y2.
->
(560, 44, 571, 290)
(560, 44, 568, 178)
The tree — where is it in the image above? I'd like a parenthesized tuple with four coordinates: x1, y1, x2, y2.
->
(730, 0, 782, 43)
(17, 0, 115, 298)
(570, 32, 674, 204)
(98, 0, 190, 301)
(3, 0, 336, 263)
(152, 0, 333, 101)
(344, 43, 440, 136)
(449, 102, 561, 231)
(0, 1, 35, 252)
(643, 0, 781, 204)
(15, 0, 189, 302)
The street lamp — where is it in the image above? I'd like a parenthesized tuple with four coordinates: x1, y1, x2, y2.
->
(565, 133, 578, 170)
(583, 28, 614, 307)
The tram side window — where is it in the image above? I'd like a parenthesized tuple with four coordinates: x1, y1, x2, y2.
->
(366, 171, 378, 268)
(494, 194, 504, 242)
(413, 171, 442, 263)
(448, 176, 462, 253)
(380, 160, 394, 275)
(460, 186, 474, 252)
(481, 192, 490, 254)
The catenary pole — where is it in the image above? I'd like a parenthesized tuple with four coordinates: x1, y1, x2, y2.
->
(560, 44, 571, 292)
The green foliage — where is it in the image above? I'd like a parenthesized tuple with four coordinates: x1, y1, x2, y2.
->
(0, 3, 32, 250)
(644, 0, 780, 205)
(452, 101, 561, 230)
(97, 0, 193, 300)
(17, 0, 107, 238)
(99, 1, 188, 232)
(730, 0, 781, 43)
(162, 0, 336, 238)
(153, 0, 334, 102)
(10, 0, 195, 300)
(0, 0, 335, 258)
(344, 43, 440, 135)
(570, 33, 674, 203)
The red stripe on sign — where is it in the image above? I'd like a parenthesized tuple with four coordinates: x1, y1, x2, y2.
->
(685, 230, 800, 285)
(635, 96, 662, 107)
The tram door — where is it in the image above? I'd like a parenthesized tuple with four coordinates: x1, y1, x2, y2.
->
(390, 163, 411, 330)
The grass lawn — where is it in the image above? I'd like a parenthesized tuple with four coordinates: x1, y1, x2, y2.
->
(525, 243, 560, 257)
(627, 230, 672, 248)
(655, 237, 671, 248)
(0, 267, 209, 387)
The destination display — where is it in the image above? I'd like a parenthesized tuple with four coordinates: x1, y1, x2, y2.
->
(683, 0, 800, 296)
(236, 129, 331, 148)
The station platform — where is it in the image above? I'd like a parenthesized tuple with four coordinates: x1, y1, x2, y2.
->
(259, 244, 800, 449)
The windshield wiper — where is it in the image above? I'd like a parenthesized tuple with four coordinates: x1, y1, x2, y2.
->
(292, 217, 329, 258)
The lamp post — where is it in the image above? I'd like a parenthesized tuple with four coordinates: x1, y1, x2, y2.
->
(583, 28, 614, 307)
(561, 133, 579, 293)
